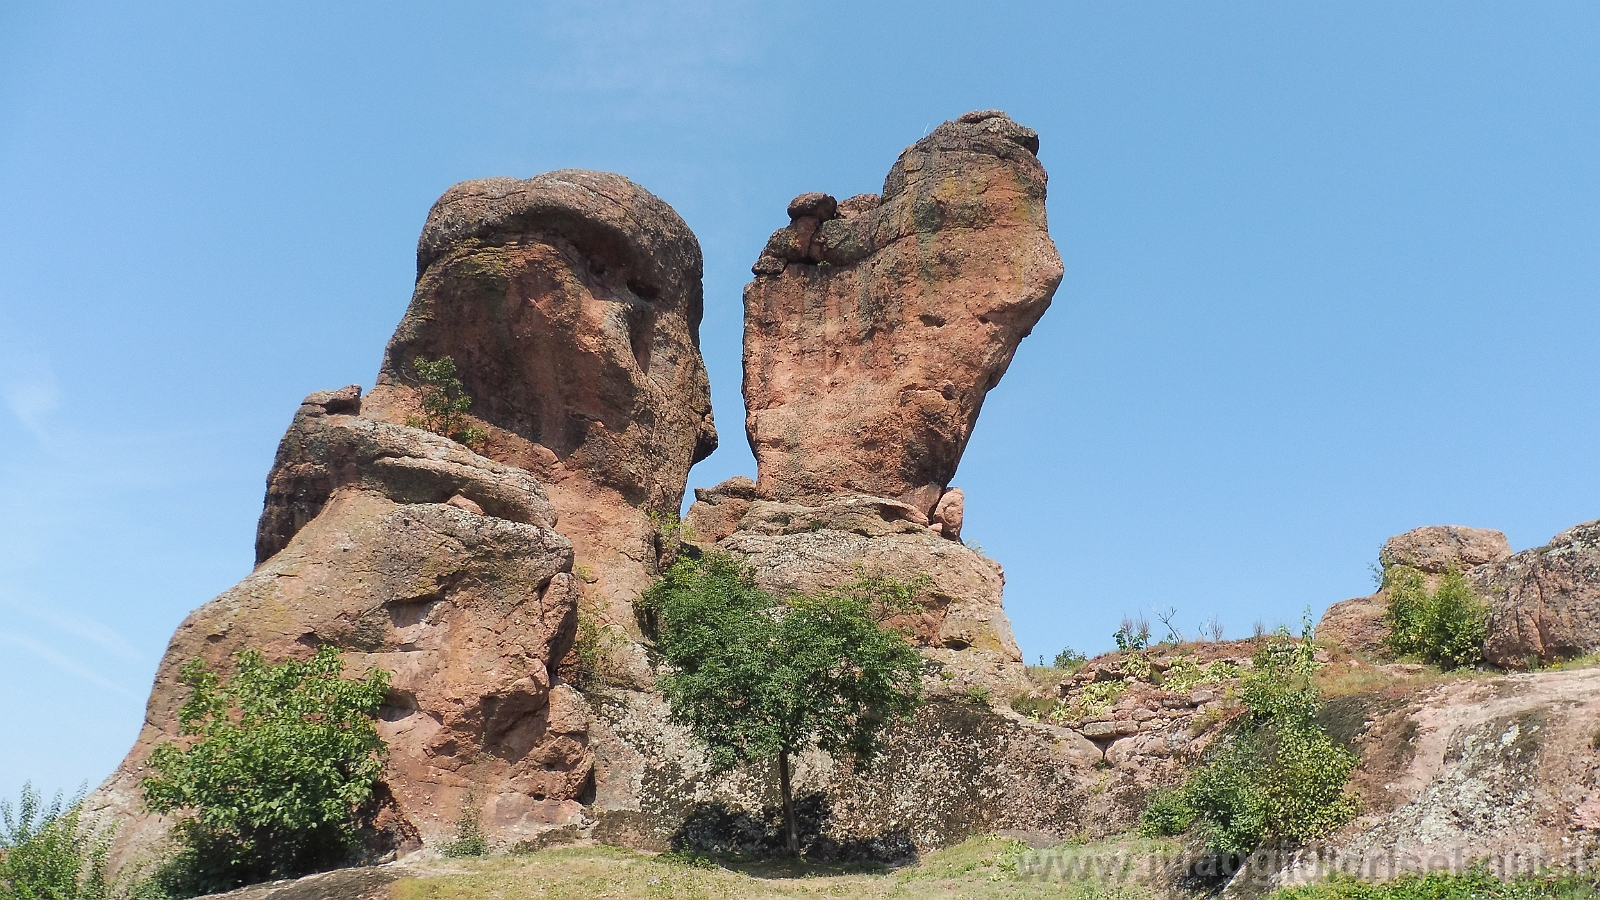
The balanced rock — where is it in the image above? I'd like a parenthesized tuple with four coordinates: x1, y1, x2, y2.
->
(742, 110, 1063, 511)
(1379, 525, 1512, 574)
(94, 392, 586, 866)
(361, 170, 717, 634)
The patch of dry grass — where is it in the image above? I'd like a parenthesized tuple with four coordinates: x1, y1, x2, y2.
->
(392, 834, 1170, 900)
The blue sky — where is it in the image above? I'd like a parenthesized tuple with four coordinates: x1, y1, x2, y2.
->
(3, 2, 1597, 801)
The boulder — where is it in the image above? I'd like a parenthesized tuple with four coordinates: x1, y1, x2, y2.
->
(742, 110, 1063, 510)
(359, 171, 717, 638)
(92, 399, 586, 868)
(682, 475, 759, 548)
(1475, 521, 1600, 667)
(1379, 525, 1512, 574)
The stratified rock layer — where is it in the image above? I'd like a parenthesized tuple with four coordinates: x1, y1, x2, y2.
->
(361, 170, 716, 634)
(742, 110, 1062, 510)
(94, 391, 587, 868)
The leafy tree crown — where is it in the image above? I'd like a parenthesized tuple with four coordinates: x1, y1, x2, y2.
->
(140, 646, 390, 895)
(644, 552, 925, 772)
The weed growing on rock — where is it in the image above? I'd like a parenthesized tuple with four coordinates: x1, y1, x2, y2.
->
(442, 794, 488, 859)
(141, 647, 390, 897)
(0, 784, 114, 900)
(645, 551, 924, 856)
(1115, 618, 1150, 652)
(1383, 565, 1488, 670)
(1140, 622, 1356, 858)
(1160, 657, 1242, 694)
(406, 356, 487, 450)
(1053, 681, 1129, 722)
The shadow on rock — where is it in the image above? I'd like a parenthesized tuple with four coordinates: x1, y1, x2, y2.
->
(670, 793, 915, 864)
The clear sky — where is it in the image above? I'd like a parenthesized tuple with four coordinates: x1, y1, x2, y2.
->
(2, 2, 1597, 802)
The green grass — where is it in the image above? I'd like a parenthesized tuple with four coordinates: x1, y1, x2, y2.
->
(1271, 871, 1598, 900)
(392, 835, 1173, 900)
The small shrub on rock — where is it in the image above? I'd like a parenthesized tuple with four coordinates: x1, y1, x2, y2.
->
(441, 795, 488, 859)
(1383, 566, 1488, 669)
(140, 647, 390, 897)
(1140, 624, 1357, 857)
(406, 356, 487, 450)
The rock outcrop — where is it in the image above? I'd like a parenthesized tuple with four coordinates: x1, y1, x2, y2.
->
(94, 391, 586, 867)
(361, 170, 717, 633)
(1320, 526, 1513, 658)
(1475, 521, 1600, 667)
(742, 109, 1062, 512)
(1242, 666, 1600, 893)
(1319, 522, 1600, 668)
(97, 170, 721, 870)
(590, 111, 1068, 856)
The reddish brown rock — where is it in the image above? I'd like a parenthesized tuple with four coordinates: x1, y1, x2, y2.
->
(1379, 525, 1512, 574)
(682, 475, 758, 547)
(93, 397, 587, 868)
(743, 110, 1063, 509)
(1474, 520, 1600, 666)
(931, 488, 965, 541)
(360, 170, 717, 635)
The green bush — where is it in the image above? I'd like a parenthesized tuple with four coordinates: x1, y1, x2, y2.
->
(1383, 566, 1488, 669)
(1270, 869, 1599, 900)
(1141, 624, 1357, 857)
(1052, 648, 1088, 671)
(1, 784, 111, 900)
(405, 356, 487, 450)
(140, 647, 390, 897)
(646, 552, 924, 855)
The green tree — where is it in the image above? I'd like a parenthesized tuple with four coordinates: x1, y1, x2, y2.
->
(405, 356, 487, 450)
(643, 552, 924, 856)
(0, 784, 111, 900)
(140, 647, 390, 897)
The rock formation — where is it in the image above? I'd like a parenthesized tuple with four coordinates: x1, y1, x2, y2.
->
(1319, 525, 1512, 657)
(742, 109, 1063, 512)
(94, 171, 719, 869)
(591, 110, 1067, 856)
(1475, 521, 1600, 667)
(1318, 522, 1600, 667)
(361, 170, 717, 634)
(94, 390, 586, 865)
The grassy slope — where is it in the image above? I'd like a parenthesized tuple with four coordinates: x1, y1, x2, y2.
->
(392, 836, 1168, 900)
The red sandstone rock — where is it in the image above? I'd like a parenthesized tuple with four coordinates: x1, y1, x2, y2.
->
(743, 110, 1062, 509)
(360, 170, 717, 636)
(1475, 520, 1600, 666)
(93, 398, 586, 868)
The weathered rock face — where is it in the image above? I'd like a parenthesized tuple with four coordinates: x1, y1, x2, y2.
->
(361, 170, 717, 631)
(1475, 521, 1600, 667)
(93, 392, 589, 868)
(1244, 667, 1600, 893)
(718, 496, 1027, 697)
(742, 110, 1062, 511)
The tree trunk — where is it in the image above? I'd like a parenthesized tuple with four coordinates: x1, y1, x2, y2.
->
(778, 748, 800, 856)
